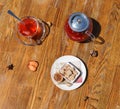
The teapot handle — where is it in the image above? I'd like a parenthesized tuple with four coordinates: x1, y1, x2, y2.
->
(85, 31, 96, 41)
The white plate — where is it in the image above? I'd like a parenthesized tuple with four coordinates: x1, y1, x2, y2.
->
(50, 55, 87, 91)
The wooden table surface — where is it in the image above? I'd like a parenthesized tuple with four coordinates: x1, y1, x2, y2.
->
(0, 0, 120, 109)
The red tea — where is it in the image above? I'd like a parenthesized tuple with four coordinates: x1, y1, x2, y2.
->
(18, 17, 43, 38)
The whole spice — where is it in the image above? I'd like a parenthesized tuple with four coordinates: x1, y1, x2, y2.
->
(28, 60, 39, 72)
(84, 96, 98, 102)
(90, 50, 98, 57)
(84, 96, 89, 101)
(7, 64, 14, 70)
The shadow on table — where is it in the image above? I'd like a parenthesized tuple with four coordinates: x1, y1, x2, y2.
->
(92, 18, 105, 44)
(38, 20, 52, 45)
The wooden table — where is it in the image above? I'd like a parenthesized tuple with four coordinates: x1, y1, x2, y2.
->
(0, 0, 120, 109)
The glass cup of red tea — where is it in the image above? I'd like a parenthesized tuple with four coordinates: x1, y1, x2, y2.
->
(16, 16, 48, 46)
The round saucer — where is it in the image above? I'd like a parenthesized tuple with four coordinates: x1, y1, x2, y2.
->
(50, 55, 87, 91)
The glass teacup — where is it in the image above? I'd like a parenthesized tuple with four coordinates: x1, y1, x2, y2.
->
(16, 16, 49, 46)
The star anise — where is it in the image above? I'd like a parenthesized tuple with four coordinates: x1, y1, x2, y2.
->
(7, 64, 14, 70)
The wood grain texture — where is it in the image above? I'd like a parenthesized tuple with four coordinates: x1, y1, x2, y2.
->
(0, 0, 120, 109)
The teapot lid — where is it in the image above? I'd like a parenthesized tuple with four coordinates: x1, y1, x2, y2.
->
(68, 12, 89, 32)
